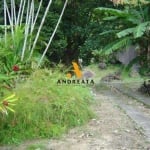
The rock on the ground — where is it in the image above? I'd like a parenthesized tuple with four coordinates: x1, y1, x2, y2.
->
(129, 66, 140, 78)
(101, 72, 121, 82)
(138, 80, 150, 96)
(83, 70, 95, 79)
(98, 62, 107, 69)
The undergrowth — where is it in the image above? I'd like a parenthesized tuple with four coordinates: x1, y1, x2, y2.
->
(0, 69, 94, 145)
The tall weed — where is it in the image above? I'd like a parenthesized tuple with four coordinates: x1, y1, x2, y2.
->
(0, 69, 94, 144)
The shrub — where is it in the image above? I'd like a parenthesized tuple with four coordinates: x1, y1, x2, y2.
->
(0, 69, 94, 144)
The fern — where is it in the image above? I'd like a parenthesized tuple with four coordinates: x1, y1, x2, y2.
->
(103, 37, 132, 55)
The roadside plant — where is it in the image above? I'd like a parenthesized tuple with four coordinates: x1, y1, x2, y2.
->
(0, 93, 18, 116)
(3, 0, 68, 67)
(0, 27, 32, 88)
(94, 0, 150, 74)
(0, 69, 94, 144)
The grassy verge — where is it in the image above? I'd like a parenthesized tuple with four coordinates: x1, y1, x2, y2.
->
(0, 69, 94, 145)
(87, 64, 148, 83)
(86, 64, 120, 82)
(88, 64, 150, 95)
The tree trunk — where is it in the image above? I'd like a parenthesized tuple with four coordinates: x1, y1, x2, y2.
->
(147, 44, 150, 70)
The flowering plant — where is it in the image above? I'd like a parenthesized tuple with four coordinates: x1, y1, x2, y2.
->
(12, 65, 20, 72)
(0, 94, 18, 115)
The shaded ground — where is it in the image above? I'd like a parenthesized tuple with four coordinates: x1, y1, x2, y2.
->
(1, 85, 150, 150)
(109, 82, 150, 106)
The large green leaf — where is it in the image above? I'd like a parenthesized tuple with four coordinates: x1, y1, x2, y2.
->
(117, 27, 135, 38)
(0, 74, 14, 81)
(117, 22, 150, 39)
(94, 7, 142, 25)
(103, 37, 132, 55)
(99, 30, 119, 36)
(94, 7, 130, 18)
(103, 16, 118, 21)
(133, 21, 150, 38)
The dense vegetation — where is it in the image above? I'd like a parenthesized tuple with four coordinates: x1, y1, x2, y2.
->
(0, 69, 94, 144)
(94, 0, 150, 74)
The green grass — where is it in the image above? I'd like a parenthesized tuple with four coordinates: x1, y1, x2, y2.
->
(87, 63, 148, 83)
(86, 64, 120, 82)
(87, 63, 149, 93)
(0, 69, 94, 145)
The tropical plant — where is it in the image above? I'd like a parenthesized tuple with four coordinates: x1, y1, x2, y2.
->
(0, 69, 94, 144)
(0, 93, 18, 116)
(94, 0, 150, 74)
(0, 27, 32, 89)
(1, 0, 69, 68)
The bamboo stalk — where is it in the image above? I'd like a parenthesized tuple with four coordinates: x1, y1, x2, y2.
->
(5, 0, 14, 39)
(11, 0, 14, 26)
(20, 0, 26, 26)
(29, 0, 52, 59)
(21, 0, 34, 61)
(16, 0, 23, 25)
(28, 0, 35, 52)
(31, 0, 43, 33)
(31, 0, 34, 30)
(37, 0, 68, 67)
(25, 0, 30, 34)
(4, 0, 7, 45)
(147, 44, 150, 67)
(13, 0, 17, 25)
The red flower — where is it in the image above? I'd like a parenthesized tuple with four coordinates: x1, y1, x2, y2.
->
(3, 100, 9, 106)
(12, 65, 19, 72)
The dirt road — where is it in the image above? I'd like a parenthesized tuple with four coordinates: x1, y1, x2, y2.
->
(2, 85, 149, 150)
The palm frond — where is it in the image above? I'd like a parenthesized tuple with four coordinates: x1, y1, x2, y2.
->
(117, 27, 135, 38)
(100, 30, 119, 36)
(103, 37, 132, 55)
(133, 21, 150, 38)
(94, 7, 130, 18)
(94, 7, 141, 25)
(103, 16, 118, 21)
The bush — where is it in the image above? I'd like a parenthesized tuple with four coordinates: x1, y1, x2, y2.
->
(0, 69, 94, 144)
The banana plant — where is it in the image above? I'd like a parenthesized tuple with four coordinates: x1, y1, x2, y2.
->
(94, 0, 150, 73)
